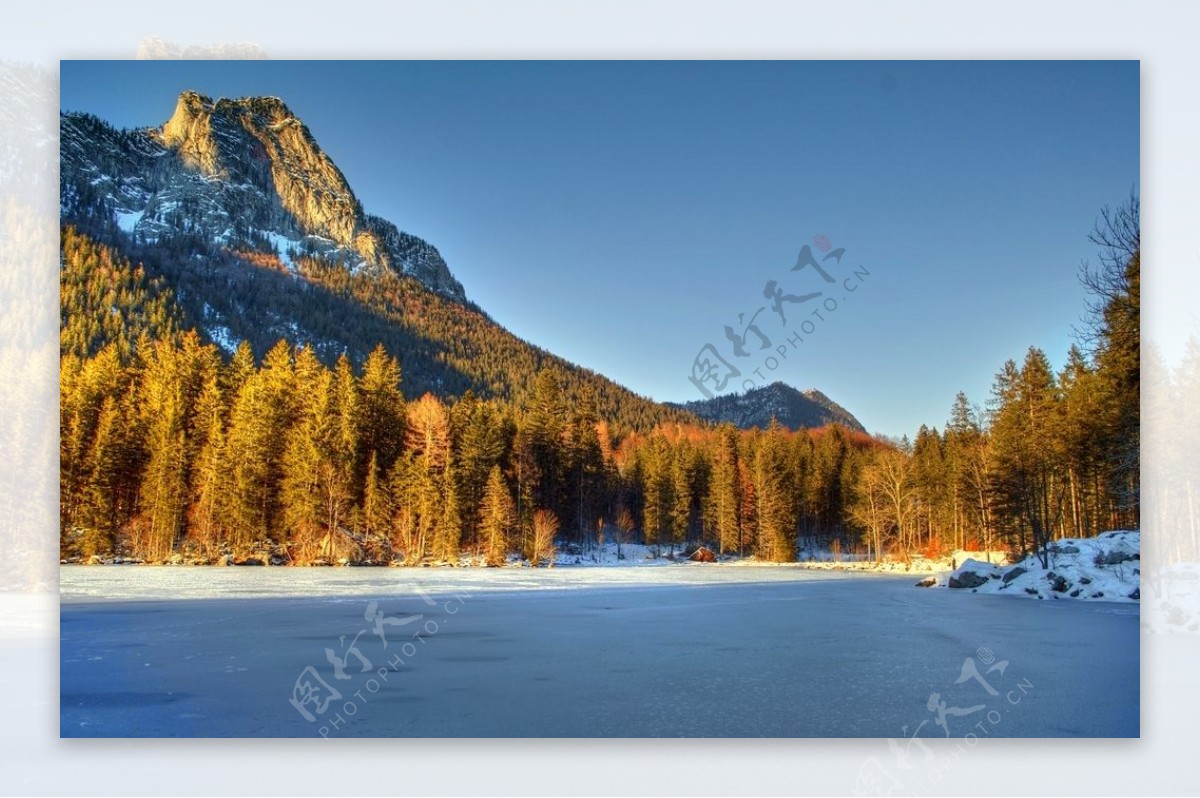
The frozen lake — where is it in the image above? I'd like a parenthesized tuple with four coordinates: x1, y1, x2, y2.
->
(59, 565, 1140, 737)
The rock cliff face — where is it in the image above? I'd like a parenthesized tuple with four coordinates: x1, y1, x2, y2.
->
(161, 92, 360, 247)
(61, 90, 465, 301)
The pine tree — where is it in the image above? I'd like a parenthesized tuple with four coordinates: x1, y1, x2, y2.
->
(752, 422, 797, 562)
(1058, 347, 1104, 538)
(640, 436, 672, 554)
(479, 465, 515, 567)
(222, 340, 257, 400)
(187, 373, 227, 558)
(566, 386, 605, 546)
(136, 335, 217, 560)
(221, 341, 295, 553)
(526, 368, 566, 519)
(434, 458, 463, 563)
(1082, 194, 1140, 528)
(943, 392, 980, 551)
(708, 424, 742, 555)
(406, 393, 451, 472)
(911, 424, 948, 554)
(456, 397, 508, 548)
(669, 445, 692, 552)
(281, 363, 335, 560)
(988, 348, 1064, 563)
(60, 344, 129, 536)
(358, 343, 406, 478)
(76, 395, 134, 557)
(361, 450, 393, 555)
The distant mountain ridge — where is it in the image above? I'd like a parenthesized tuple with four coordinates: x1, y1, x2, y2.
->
(671, 381, 866, 433)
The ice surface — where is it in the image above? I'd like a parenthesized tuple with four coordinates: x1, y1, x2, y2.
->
(59, 566, 1139, 737)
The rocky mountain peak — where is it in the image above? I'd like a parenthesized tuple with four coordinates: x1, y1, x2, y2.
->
(159, 90, 361, 248)
(62, 90, 466, 302)
(159, 90, 219, 173)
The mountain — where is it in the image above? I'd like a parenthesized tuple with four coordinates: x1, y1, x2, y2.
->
(671, 381, 867, 433)
(60, 91, 696, 431)
(61, 91, 464, 299)
(60, 91, 861, 435)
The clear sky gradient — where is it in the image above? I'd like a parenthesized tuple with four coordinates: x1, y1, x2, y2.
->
(60, 60, 1140, 438)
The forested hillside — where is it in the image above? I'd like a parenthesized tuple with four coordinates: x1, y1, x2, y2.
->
(59, 96, 694, 431)
(60, 226, 883, 565)
(58, 91, 1140, 567)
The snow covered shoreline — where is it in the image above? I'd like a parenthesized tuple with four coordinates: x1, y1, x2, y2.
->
(940, 530, 1140, 603)
(59, 533, 1142, 604)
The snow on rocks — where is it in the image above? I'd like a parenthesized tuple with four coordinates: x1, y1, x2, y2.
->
(944, 530, 1139, 603)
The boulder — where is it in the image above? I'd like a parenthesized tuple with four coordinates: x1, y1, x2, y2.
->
(1002, 566, 1027, 584)
(915, 576, 937, 588)
(1128, 588, 1140, 600)
(1046, 572, 1070, 593)
(948, 571, 989, 589)
(1095, 550, 1134, 566)
(689, 546, 717, 563)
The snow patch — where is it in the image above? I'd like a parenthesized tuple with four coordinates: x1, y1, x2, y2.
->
(114, 208, 143, 233)
(205, 324, 240, 355)
(262, 230, 298, 272)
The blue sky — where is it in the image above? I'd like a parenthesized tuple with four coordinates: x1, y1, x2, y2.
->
(61, 60, 1139, 438)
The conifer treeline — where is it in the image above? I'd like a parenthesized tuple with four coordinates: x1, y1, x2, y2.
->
(857, 195, 1140, 562)
(60, 197, 1139, 565)
(59, 327, 889, 564)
